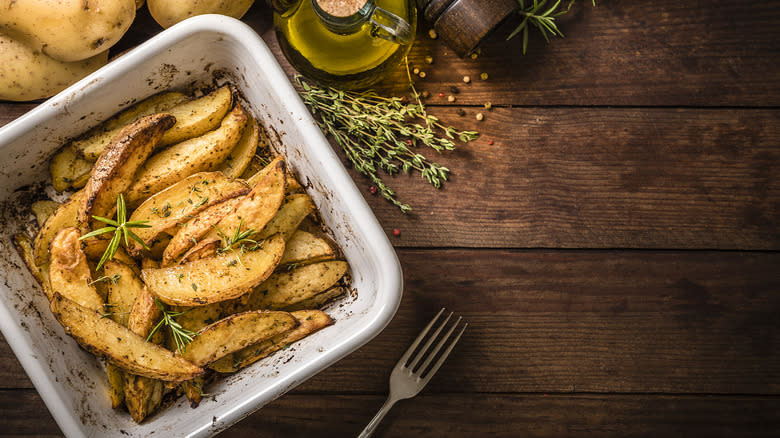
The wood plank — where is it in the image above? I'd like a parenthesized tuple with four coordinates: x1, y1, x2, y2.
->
(3, 250, 778, 394)
(222, 393, 780, 438)
(260, 0, 780, 107)
(0, 390, 61, 437)
(335, 107, 780, 249)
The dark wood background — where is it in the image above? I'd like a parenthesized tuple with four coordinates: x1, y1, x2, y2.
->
(2, 1, 779, 436)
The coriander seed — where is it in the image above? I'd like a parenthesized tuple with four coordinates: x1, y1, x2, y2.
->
(462, 75, 471, 83)
(424, 56, 433, 64)
(418, 71, 427, 78)
(447, 95, 456, 102)
(480, 72, 489, 80)
(413, 67, 420, 75)
(476, 112, 484, 121)
(428, 28, 438, 39)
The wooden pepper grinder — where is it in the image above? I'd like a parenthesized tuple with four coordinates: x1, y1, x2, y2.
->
(417, 0, 518, 57)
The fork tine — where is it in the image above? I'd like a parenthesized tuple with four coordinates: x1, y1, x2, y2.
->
(408, 311, 453, 371)
(397, 308, 445, 365)
(421, 322, 467, 383)
(416, 316, 461, 376)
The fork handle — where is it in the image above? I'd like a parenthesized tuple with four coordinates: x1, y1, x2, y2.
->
(357, 397, 398, 438)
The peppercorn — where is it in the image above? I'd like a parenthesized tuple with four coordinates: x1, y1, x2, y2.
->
(449, 85, 460, 94)
(476, 113, 484, 121)
(418, 71, 427, 78)
(393, 228, 401, 236)
(369, 185, 378, 195)
(480, 72, 489, 80)
(462, 75, 471, 83)
(456, 108, 466, 116)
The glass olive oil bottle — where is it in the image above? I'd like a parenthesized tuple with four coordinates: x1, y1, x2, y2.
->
(275, 0, 416, 89)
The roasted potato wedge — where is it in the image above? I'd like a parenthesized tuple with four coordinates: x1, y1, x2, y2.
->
(49, 145, 94, 192)
(31, 200, 60, 227)
(71, 91, 190, 160)
(79, 113, 176, 229)
(249, 260, 348, 310)
(162, 196, 244, 266)
(143, 234, 285, 307)
(257, 193, 316, 241)
(178, 238, 220, 264)
(126, 171, 249, 255)
(49, 228, 104, 311)
(33, 190, 85, 265)
(181, 310, 297, 367)
(217, 114, 259, 178)
(126, 103, 248, 206)
(284, 286, 347, 312)
(209, 310, 333, 373)
(106, 362, 125, 409)
(103, 260, 145, 327)
(279, 230, 337, 267)
(49, 293, 204, 382)
(158, 86, 233, 147)
(13, 233, 51, 298)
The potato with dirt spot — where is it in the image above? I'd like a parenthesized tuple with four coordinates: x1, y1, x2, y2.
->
(148, 0, 255, 28)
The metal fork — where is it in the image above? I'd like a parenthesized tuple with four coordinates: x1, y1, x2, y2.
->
(358, 308, 467, 438)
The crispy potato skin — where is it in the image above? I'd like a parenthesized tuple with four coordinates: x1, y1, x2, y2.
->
(279, 230, 336, 267)
(143, 234, 286, 307)
(250, 260, 348, 310)
(33, 190, 85, 265)
(218, 114, 259, 178)
(257, 193, 316, 241)
(49, 293, 204, 382)
(80, 113, 176, 229)
(49, 227, 104, 311)
(13, 233, 51, 298)
(181, 310, 297, 367)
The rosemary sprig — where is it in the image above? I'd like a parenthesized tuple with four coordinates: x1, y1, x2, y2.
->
(78, 194, 151, 271)
(214, 219, 258, 267)
(509, 0, 596, 54)
(88, 273, 121, 286)
(147, 299, 198, 355)
(296, 61, 478, 213)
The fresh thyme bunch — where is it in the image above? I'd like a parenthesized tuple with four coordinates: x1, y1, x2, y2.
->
(509, 0, 597, 53)
(296, 64, 478, 213)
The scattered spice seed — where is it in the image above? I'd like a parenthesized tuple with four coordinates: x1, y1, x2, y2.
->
(449, 85, 460, 94)
(456, 108, 466, 116)
(438, 92, 445, 98)
(406, 139, 413, 145)
(462, 75, 471, 83)
(369, 185, 378, 195)
(393, 228, 401, 236)
(424, 56, 433, 64)
(421, 91, 430, 99)
(428, 29, 438, 39)
(447, 95, 456, 102)
(418, 71, 427, 78)
(476, 112, 484, 121)
(484, 102, 493, 110)
(413, 67, 420, 75)
(470, 52, 479, 60)
(488, 139, 494, 145)
(480, 72, 489, 80)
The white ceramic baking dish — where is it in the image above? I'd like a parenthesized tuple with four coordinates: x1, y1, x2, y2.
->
(0, 14, 402, 438)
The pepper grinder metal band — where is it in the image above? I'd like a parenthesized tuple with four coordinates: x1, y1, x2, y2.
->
(417, 0, 518, 57)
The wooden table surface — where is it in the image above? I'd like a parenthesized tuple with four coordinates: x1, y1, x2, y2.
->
(2, 1, 780, 436)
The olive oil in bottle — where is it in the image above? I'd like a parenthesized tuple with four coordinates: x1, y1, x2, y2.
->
(274, 0, 416, 89)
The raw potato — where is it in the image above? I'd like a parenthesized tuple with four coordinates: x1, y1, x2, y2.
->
(217, 114, 259, 178)
(13, 233, 51, 298)
(209, 310, 333, 373)
(48, 227, 104, 311)
(126, 171, 249, 255)
(126, 103, 248, 206)
(284, 286, 346, 312)
(71, 91, 189, 161)
(162, 196, 243, 265)
(250, 260, 348, 310)
(31, 200, 60, 229)
(143, 234, 285, 306)
(79, 113, 176, 229)
(148, 0, 255, 28)
(279, 230, 337, 267)
(49, 293, 204, 382)
(0, 34, 108, 102)
(181, 310, 296, 367)
(0, 0, 136, 62)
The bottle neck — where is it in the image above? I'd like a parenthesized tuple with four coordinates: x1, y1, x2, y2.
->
(312, 0, 376, 35)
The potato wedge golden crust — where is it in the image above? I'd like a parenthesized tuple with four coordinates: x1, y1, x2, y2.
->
(127, 286, 161, 339)
(124, 285, 164, 423)
(126, 171, 249, 255)
(217, 114, 259, 178)
(72, 91, 190, 160)
(162, 196, 243, 266)
(106, 362, 125, 409)
(245, 156, 283, 188)
(174, 302, 224, 333)
(250, 260, 348, 310)
(103, 260, 145, 327)
(49, 293, 204, 382)
(13, 233, 52, 298)
(181, 376, 207, 408)
(196, 158, 286, 248)
(257, 193, 315, 241)
(126, 103, 248, 206)
(33, 190, 85, 265)
(50, 145, 93, 192)
(49, 227, 104, 311)
(79, 113, 176, 229)
(178, 238, 220, 265)
(158, 86, 233, 147)
(278, 230, 336, 267)
(284, 286, 346, 312)
(209, 310, 334, 373)
(143, 234, 285, 307)
(181, 310, 297, 367)
(31, 200, 60, 227)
